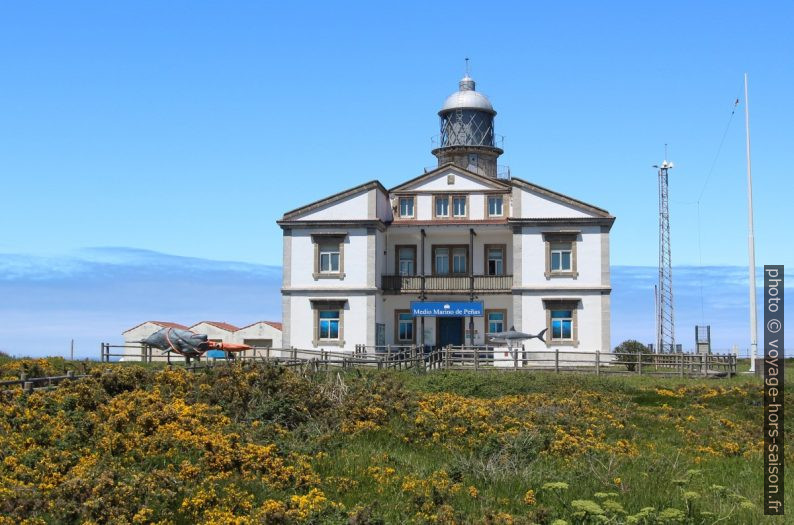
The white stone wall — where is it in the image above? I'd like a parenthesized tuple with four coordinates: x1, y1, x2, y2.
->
(519, 188, 593, 218)
(298, 191, 370, 220)
(518, 225, 604, 287)
(519, 291, 606, 353)
(288, 228, 370, 288)
(234, 322, 282, 348)
(190, 322, 235, 342)
(285, 293, 371, 352)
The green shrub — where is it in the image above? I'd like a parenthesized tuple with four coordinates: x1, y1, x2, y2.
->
(614, 340, 651, 372)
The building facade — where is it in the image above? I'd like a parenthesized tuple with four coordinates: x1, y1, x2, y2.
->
(278, 74, 614, 355)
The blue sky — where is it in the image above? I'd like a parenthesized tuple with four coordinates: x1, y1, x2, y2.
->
(0, 2, 791, 357)
(1, 1, 792, 267)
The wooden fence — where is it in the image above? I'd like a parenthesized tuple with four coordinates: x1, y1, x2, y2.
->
(100, 343, 737, 378)
(1, 370, 88, 395)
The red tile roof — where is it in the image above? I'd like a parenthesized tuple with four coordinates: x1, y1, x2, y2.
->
(122, 320, 189, 334)
(191, 321, 240, 332)
(237, 320, 283, 331)
(152, 321, 191, 330)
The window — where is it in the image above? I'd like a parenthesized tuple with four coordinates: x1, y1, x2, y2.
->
(434, 247, 449, 274)
(399, 197, 414, 218)
(435, 196, 449, 217)
(543, 299, 578, 346)
(543, 232, 578, 279)
(452, 247, 467, 273)
(486, 311, 505, 335)
(433, 245, 467, 275)
(312, 234, 345, 279)
(487, 195, 503, 216)
(486, 245, 505, 275)
(311, 299, 346, 346)
(376, 323, 386, 347)
(319, 242, 340, 273)
(452, 196, 467, 217)
(550, 310, 573, 341)
(550, 242, 572, 272)
(396, 311, 415, 342)
(397, 245, 416, 276)
(318, 310, 340, 340)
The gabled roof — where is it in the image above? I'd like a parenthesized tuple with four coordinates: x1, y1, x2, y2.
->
(122, 320, 189, 334)
(389, 163, 512, 193)
(237, 320, 283, 331)
(510, 176, 612, 218)
(190, 321, 240, 332)
(281, 180, 388, 220)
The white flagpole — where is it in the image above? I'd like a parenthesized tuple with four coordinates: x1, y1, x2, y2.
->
(744, 73, 758, 372)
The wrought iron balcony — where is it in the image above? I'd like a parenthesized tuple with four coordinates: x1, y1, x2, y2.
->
(381, 274, 513, 294)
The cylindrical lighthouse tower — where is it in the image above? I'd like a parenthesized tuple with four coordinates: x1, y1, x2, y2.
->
(432, 74, 503, 178)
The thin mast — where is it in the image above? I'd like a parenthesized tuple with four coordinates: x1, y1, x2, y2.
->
(744, 73, 758, 372)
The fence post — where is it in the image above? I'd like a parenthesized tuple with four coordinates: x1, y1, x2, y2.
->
(474, 346, 479, 371)
(595, 350, 600, 375)
(637, 352, 642, 375)
(23, 381, 33, 394)
(66, 370, 74, 380)
(679, 353, 685, 377)
(555, 349, 559, 373)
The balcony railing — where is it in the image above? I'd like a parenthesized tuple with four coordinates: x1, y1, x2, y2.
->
(381, 274, 513, 294)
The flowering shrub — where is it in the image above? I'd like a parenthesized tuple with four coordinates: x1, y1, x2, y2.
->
(0, 360, 785, 524)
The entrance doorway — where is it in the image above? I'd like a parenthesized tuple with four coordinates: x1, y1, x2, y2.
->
(437, 317, 464, 347)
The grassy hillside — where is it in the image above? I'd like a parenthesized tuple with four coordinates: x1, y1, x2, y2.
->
(0, 358, 790, 524)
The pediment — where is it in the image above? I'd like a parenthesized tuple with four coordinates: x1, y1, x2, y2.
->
(390, 164, 511, 194)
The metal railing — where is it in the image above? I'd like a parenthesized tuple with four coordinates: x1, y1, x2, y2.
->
(381, 274, 513, 293)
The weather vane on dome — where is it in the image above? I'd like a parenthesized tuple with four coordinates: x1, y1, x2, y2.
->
(465, 57, 470, 77)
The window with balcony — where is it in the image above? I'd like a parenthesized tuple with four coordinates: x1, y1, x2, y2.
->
(396, 245, 416, 276)
(487, 195, 504, 217)
(452, 247, 467, 273)
(485, 245, 505, 275)
(433, 245, 468, 275)
(399, 196, 415, 218)
(434, 247, 449, 274)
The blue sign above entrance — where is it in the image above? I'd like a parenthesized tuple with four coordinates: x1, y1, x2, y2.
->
(411, 301, 484, 317)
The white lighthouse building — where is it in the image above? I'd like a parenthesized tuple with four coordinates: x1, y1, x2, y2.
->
(278, 74, 614, 355)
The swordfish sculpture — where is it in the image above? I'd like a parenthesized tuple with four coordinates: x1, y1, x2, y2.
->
(141, 327, 252, 359)
(487, 326, 547, 344)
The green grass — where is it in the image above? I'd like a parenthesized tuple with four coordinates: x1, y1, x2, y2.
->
(0, 357, 790, 524)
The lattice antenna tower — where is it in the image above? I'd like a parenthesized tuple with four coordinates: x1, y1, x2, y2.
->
(654, 152, 675, 353)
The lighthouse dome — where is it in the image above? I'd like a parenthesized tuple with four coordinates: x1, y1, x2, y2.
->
(440, 75, 495, 114)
